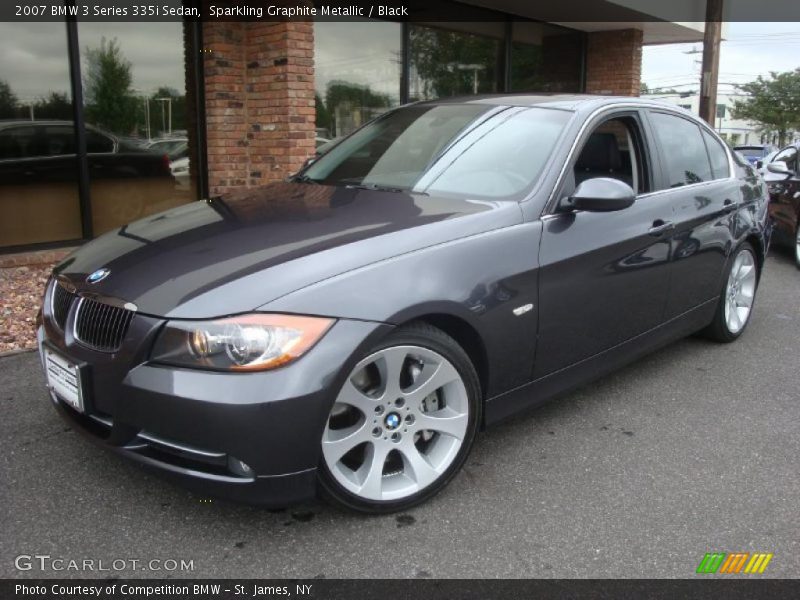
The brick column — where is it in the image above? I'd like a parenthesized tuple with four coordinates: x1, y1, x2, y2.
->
(584, 29, 643, 97)
(203, 19, 314, 196)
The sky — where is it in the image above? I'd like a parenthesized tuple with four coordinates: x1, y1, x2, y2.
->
(0, 22, 185, 101)
(642, 22, 800, 95)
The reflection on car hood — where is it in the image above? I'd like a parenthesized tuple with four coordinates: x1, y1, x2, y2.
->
(54, 181, 522, 317)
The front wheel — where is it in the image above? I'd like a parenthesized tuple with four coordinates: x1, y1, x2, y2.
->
(318, 323, 481, 513)
(794, 224, 800, 269)
(703, 242, 759, 342)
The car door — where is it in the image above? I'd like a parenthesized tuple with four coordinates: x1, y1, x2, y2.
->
(534, 110, 672, 378)
(765, 145, 800, 245)
(644, 110, 739, 319)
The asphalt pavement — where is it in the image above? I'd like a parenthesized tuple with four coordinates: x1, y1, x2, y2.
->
(2, 249, 798, 579)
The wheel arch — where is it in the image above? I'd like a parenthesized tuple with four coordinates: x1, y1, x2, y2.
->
(401, 313, 490, 407)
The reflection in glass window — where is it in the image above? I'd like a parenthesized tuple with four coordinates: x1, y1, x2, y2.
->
(426, 108, 571, 198)
(314, 21, 402, 141)
(304, 104, 570, 200)
(650, 112, 713, 189)
(0, 22, 82, 247)
(409, 25, 500, 101)
(77, 23, 196, 235)
(511, 23, 583, 93)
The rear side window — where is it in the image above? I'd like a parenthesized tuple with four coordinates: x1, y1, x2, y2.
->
(0, 126, 42, 159)
(40, 125, 76, 156)
(702, 130, 730, 179)
(649, 112, 713, 188)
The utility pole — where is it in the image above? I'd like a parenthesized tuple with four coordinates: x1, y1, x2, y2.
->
(699, 0, 723, 125)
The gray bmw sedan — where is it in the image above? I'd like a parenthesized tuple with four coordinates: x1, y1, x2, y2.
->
(38, 95, 770, 513)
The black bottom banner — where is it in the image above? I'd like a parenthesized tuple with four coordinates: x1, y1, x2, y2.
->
(3, 579, 800, 600)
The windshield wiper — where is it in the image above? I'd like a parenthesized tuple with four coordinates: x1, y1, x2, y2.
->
(344, 182, 406, 193)
(288, 174, 320, 184)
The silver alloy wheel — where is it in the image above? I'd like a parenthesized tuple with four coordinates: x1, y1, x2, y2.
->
(723, 248, 757, 334)
(795, 226, 800, 265)
(322, 345, 469, 502)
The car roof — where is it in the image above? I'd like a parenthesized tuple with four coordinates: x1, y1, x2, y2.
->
(414, 93, 685, 112)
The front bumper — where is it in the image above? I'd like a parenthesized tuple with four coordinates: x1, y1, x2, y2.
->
(38, 310, 391, 506)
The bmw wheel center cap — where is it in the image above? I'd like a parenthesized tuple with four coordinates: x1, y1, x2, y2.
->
(384, 412, 401, 430)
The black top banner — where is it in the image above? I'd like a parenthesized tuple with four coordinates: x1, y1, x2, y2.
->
(2, 0, 800, 22)
(4, 579, 800, 600)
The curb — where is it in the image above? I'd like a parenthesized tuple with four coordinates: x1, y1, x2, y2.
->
(0, 347, 37, 359)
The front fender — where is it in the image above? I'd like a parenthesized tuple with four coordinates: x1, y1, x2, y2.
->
(260, 222, 543, 398)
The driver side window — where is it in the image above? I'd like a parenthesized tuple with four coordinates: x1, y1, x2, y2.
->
(572, 117, 650, 195)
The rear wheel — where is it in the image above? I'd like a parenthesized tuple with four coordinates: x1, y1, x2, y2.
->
(704, 242, 759, 342)
(318, 323, 481, 513)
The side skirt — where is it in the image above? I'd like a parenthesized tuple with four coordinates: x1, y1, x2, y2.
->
(484, 299, 717, 426)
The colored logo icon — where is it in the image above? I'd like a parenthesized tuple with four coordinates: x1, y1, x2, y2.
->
(697, 552, 773, 574)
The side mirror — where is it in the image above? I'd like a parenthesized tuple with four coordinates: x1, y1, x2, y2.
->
(560, 177, 636, 212)
(767, 160, 793, 176)
(755, 159, 763, 169)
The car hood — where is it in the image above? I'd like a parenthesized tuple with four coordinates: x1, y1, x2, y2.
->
(54, 181, 522, 318)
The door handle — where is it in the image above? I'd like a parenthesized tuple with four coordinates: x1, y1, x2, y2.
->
(722, 199, 737, 213)
(648, 219, 674, 236)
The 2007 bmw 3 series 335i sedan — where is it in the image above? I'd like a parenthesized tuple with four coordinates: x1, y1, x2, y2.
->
(38, 95, 769, 513)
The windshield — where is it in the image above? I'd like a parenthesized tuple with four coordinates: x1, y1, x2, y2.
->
(302, 104, 571, 199)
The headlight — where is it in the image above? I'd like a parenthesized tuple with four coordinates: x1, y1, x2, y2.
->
(151, 314, 334, 372)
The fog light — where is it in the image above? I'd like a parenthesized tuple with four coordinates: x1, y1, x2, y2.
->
(227, 457, 254, 477)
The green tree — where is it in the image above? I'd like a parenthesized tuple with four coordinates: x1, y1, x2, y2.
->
(324, 81, 391, 136)
(33, 92, 72, 120)
(0, 80, 18, 118)
(732, 69, 800, 147)
(83, 37, 138, 135)
(409, 28, 498, 100)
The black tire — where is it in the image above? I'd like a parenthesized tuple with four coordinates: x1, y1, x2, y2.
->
(318, 322, 482, 514)
(703, 242, 759, 343)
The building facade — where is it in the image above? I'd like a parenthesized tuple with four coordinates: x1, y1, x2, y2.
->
(0, 3, 704, 251)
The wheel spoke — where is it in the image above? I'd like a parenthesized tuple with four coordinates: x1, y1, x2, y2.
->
(405, 360, 460, 403)
(736, 288, 753, 306)
(416, 409, 469, 440)
(322, 421, 369, 464)
(337, 379, 377, 415)
(728, 301, 741, 331)
(399, 442, 440, 488)
(358, 442, 391, 499)
(378, 347, 409, 399)
(737, 262, 755, 283)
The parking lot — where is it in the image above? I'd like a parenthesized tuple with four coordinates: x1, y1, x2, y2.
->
(1, 249, 798, 579)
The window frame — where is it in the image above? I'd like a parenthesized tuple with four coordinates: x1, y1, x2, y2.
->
(553, 108, 655, 207)
(700, 127, 732, 180)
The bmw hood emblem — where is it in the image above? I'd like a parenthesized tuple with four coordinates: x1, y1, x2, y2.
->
(86, 268, 110, 284)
